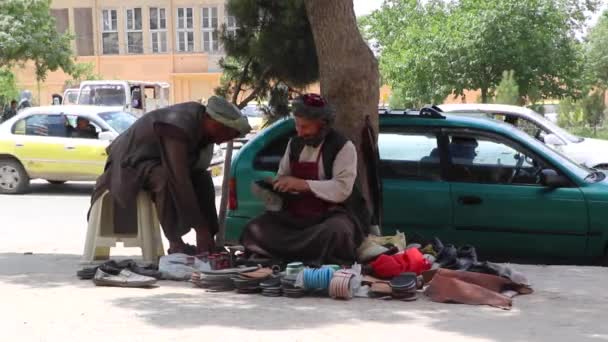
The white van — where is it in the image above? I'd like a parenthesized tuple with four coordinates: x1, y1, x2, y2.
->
(62, 88, 79, 105)
(77, 80, 170, 117)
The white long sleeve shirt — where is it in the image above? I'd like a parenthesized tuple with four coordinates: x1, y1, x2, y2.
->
(277, 139, 357, 203)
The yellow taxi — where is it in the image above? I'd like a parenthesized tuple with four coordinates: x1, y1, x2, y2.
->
(0, 105, 136, 194)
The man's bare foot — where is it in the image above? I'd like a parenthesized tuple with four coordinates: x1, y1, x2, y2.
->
(195, 229, 215, 255)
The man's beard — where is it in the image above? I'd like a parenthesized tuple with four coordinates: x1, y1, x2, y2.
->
(300, 126, 331, 147)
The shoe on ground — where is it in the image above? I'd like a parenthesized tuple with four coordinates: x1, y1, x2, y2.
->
(92, 269, 157, 288)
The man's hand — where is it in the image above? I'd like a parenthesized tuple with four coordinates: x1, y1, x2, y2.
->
(273, 176, 310, 193)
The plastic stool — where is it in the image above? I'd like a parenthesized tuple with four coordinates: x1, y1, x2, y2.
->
(82, 191, 165, 264)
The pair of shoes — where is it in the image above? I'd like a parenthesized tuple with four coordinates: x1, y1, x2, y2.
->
(93, 269, 157, 288)
(357, 237, 390, 263)
(435, 243, 478, 271)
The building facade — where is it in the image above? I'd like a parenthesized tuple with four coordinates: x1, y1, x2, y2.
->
(14, 0, 232, 106)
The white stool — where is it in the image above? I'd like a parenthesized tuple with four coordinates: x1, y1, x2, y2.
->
(82, 191, 165, 264)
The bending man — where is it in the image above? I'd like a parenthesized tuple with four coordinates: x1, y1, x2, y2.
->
(89, 97, 250, 255)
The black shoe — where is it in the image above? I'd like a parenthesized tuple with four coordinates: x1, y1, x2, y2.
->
(436, 244, 458, 269)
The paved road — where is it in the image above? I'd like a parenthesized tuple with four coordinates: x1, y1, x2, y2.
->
(1, 181, 608, 342)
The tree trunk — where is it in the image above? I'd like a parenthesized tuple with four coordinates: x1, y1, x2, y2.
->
(305, 0, 380, 233)
(481, 87, 488, 103)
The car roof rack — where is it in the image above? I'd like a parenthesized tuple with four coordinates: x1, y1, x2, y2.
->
(379, 105, 445, 119)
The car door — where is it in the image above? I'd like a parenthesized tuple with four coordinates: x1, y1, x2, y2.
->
(379, 126, 453, 242)
(445, 129, 588, 258)
(11, 114, 72, 179)
(64, 115, 109, 179)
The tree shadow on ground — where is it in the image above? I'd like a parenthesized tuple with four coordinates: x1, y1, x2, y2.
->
(0, 252, 148, 289)
(110, 264, 608, 341)
(2, 252, 608, 341)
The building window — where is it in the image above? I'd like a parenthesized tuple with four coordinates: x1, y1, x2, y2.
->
(126, 8, 143, 54)
(176, 7, 194, 52)
(202, 7, 218, 53)
(50, 9, 69, 34)
(74, 8, 94, 56)
(225, 5, 237, 37)
(150, 7, 168, 53)
(101, 9, 118, 54)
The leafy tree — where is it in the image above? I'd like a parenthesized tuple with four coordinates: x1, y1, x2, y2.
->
(558, 97, 585, 127)
(64, 62, 101, 89)
(360, 0, 453, 106)
(585, 11, 608, 88)
(581, 89, 606, 135)
(494, 70, 520, 105)
(363, 0, 597, 104)
(215, 0, 318, 108)
(0, 69, 19, 107)
(388, 87, 416, 109)
(0, 0, 75, 81)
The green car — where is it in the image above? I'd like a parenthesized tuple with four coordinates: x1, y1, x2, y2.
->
(225, 109, 608, 263)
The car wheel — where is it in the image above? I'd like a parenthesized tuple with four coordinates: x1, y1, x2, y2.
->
(47, 180, 66, 185)
(0, 159, 30, 194)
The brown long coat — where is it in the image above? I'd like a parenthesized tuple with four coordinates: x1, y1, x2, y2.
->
(89, 102, 218, 240)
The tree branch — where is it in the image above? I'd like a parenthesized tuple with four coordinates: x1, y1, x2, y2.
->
(231, 57, 253, 104)
(237, 67, 272, 109)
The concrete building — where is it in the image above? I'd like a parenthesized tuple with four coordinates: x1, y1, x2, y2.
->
(14, 0, 233, 105)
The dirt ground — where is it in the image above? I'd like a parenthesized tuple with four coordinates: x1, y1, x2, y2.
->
(2, 182, 608, 341)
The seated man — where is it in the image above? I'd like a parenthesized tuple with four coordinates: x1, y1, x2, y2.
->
(240, 94, 370, 265)
(71, 117, 98, 139)
(88, 97, 251, 255)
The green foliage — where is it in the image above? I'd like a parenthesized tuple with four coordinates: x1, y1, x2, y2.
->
(0, 0, 75, 81)
(388, 87, 416, 109)
(0, 68, 18, 107)
(360, 0, 453, 106)
(64, 62, 101, 89)
(261, 83, 290, 126)
(494, 70, 520, 105)
(585, 11, 608, 88)
(581, 89, 606, 129)
(216, 0, 318, 109)
(363, 0, 597, 105)
(558, 97, 585, 127)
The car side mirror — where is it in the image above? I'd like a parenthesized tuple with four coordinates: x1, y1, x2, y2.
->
(98, 131, 114, 141)
(540, 169, 569, 188)
(544, 133, 564, 146)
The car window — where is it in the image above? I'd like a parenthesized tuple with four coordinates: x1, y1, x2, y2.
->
(98, 111, 136, 134)
(65, 115, 101, 139)
(447, 133, 554, 186)
(379, 131, 442, 181)
(12, 114, 69, 137)
(253, 131, 295, 172)
(493, 114, 551, 142)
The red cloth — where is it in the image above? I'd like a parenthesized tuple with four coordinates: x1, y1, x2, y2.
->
(370, 249, 431, 278)
(403, 248, 431, 275)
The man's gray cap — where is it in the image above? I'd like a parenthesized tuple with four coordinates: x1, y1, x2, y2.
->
(206, 96, 252, 136)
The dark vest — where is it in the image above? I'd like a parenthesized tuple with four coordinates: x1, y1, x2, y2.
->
(288, 129, 371, 236)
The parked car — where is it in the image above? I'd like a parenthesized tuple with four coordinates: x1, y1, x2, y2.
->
(0, 105, 136, 193)
(241, 104, 266, 131)
(438, 103, 608, 170)
(225, 109, 608, 263)
(62, 88, 79, 105)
